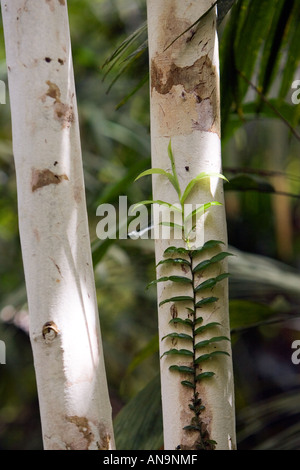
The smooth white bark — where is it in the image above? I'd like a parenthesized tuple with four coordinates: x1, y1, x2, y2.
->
(1, 0, 115, 450)
(147, 0, 236, 450)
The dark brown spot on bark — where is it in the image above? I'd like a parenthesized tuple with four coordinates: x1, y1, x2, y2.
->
(45, 80, 61, 101)
(54, 102, 75, 127)
(31, 168, 69, 192)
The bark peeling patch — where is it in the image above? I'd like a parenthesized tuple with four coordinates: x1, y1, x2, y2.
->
(151, 55, 214, 97)
(31, 168, 69, 192)
(58, 0, 65, 4)
(66, 416, 94, 450)
(54, 101, 74, 127)
(42, 81, 75, 128)
(98, 431, 111, 450)
(150, 55, 219, 136)
(45, 80, 61, 101)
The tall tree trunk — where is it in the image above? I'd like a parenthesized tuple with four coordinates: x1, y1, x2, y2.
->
(1, 0, 115, 450)
(147, 0, 236, 450)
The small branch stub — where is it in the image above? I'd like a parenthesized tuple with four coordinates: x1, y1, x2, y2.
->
(42, 321, 59, 344)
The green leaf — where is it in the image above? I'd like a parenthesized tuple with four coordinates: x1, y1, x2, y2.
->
(169, 365, 194, 374)
(147, 275, 192, 289)
(227, 174, 275, 194)
(181, 172, 228, 205)
(159, 296, 194, 307)
(190, 240, 225, 257)
(132, 200, 182, 212)
(103, 21, 147, 70)
(183, 424, 201, 431)
(167, 140, 181, 199)
(194, 322, 222, 335)
(195, 273, 230, 292)
(104, 48, 145, 95)
(114, 373, 163, 450)
(195, 336, 230, 349)
(229, 299, 281, 333)
(193, 252, 233, 273)
(116, 73, 148, 110)
(183, 201, 222, 223)
(169, 318, 193, 328)
(217, 0, 237, 26)
(210, 251, 234, 262)
(135, 168, 179, 194)
(161, 332, 193, 342)
(194, 351, 230, 364)
(195, 371, 215, 381)
(279, 3, 300, 100)
(181, 381, 195, 389)
(161, 348, 193, 358)
(234, 0, 274, 102)
(195, 297, 219, 308)
(257, 0, 294, 100)
(194, 317, 204, 325)
(125, 335, 159, 376)
(163, 246, 189, 256)
(156, 257, 191, 268)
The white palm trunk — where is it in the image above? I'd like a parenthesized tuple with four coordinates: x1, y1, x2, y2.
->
(1, 0, 115, 450)
(147, 0, 236, 450)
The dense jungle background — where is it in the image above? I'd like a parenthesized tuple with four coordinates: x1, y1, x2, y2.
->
(1, 0, 300, 450)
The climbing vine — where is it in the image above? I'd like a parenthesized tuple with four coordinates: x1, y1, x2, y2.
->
(135, 141, 232, 450)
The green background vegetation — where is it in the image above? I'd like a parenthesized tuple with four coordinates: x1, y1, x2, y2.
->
(1, 0, 300, 450)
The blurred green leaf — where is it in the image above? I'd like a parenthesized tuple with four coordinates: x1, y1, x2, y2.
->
(195, 273, 230, 292)
(194, 351, 230, 364)
(194, 322, 222, 335)
(161, 332, 193, 342)
(114, 374, 163, 450)
(169, 365, 194, 374)
(195, 371, 215, 381)
(161, 348, 193, 358)
(195, 336, 230, 349)
(195, 297, 219, 308)
(147, 275, 192, 289)
(159, 296, 194, 307)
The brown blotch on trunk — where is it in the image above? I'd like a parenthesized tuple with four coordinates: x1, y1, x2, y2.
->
(150, 55, 219, 136)
(66, 416, 94, 449)
(43, 81, 75, 128)
(151, 55, 215, 100)
(45, 80, 61, 102)
(31, 168, 69, 192)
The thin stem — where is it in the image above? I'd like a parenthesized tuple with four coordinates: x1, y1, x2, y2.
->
(189, 251, 197, 395)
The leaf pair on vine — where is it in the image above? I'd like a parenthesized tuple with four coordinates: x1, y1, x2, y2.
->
(134, 140, 228, 247)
